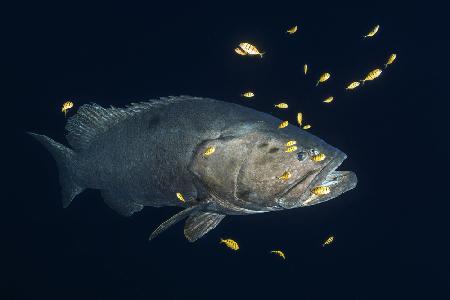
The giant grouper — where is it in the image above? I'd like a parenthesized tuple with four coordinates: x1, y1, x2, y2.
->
(30, 96, 357, 242)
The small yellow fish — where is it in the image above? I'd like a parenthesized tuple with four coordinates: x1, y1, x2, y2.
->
(234, 47, 247, 56)
(285, 140, 297, 147)
(220, 238, 239, 251)
(278, 120, 289, 129)
(323, 96, 334, 103)
(274, 103, 288, 109)
(285, 146, 298, 153)
(361, 68, 382, 84)
(203, 146, 216, 157)
(312, 153, 326, 162)
(303, 124, 311, 130)
(304, 64, 308, 75)
(61, 101, 74, 117)
(322, 236, 334, 247)
(176, 192, 185, 202)
(297, 112, 303, 126)
(316, 72, 330, 86)
(239, 42, 265, 58)
(346, 81, 360, 90)
(364, 25, 380, 38)
(311, 186, 330, 195)
(242, 91, 255, 98)
(384, 53, 397, 68)
(286, 25, 298, 34)
(278, 171, 291, 181)
(271, 250, 286, 260)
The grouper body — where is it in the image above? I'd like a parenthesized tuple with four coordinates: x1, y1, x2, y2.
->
(31, 96, 356, 242)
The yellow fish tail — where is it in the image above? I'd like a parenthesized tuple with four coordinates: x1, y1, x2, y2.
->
(259, 52, 265, 58)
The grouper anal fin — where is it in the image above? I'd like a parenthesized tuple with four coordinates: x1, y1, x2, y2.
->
(101, 190, 144, 217)
(148, 205, 205, 241)
(184, 212, 225, 242)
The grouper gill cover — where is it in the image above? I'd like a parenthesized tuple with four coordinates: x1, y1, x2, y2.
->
(30, 95, 357, 242)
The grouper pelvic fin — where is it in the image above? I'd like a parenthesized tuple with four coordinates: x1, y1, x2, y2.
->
(28, 132, 84, 208)
(148, 204, 206, 241)
(184, 212, 226, 242)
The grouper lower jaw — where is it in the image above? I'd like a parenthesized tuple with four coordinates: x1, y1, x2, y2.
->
(301, 170, 357, 207)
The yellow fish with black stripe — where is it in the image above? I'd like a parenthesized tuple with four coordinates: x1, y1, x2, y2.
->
(286, 25, 298, 34)
(322, 236, 334, 247)
(278, 171, 291, 181)
(361, 69, 382, 84)
(278, 120, 289, 129)
(385, 53, 397, 68)
(220, 238, 239, 250)
(275, 103, 288, 109)
(239, 42, 265, 58)
(323, 96, 334, 103)
(346, 81, 360, 90)
(364, 25, 380, 38)
(61, 101, 74, 117)
(316, 72, 330, 87)
(271, 250, 286, 259)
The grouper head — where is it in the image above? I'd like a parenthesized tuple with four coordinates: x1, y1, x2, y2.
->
(189, 119, 357, 214)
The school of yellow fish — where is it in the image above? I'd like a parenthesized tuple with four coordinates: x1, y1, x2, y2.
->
(221, 21, 396, 259)
(58, 21, 397, 260)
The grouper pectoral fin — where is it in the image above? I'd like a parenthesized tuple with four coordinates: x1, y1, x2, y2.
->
(101, 190, 144, 217)
(184, 212, 225, 242)
(149, 205, 205, 241)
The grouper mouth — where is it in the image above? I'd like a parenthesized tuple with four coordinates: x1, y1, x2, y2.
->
(276, 152, 357, 209)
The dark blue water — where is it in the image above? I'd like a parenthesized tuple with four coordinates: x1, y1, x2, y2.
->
(5, 2, 448, 299)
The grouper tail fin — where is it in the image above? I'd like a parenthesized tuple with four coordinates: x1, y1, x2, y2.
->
(28, 132, 84, 208)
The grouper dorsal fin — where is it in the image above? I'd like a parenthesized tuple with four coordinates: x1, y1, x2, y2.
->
(65, 95, 203, 151)
(184, 212, 225, 242)
(148, 204, 206, 241)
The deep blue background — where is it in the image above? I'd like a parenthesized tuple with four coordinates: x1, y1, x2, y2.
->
(4, 1, 448, 299)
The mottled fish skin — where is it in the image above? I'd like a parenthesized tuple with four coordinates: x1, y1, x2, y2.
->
(30, 95, 357, 241)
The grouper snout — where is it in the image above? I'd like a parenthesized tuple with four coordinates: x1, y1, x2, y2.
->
(276, 149, 357, 209)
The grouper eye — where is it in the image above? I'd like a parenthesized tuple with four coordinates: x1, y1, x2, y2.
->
(297, 151, 307, 161)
